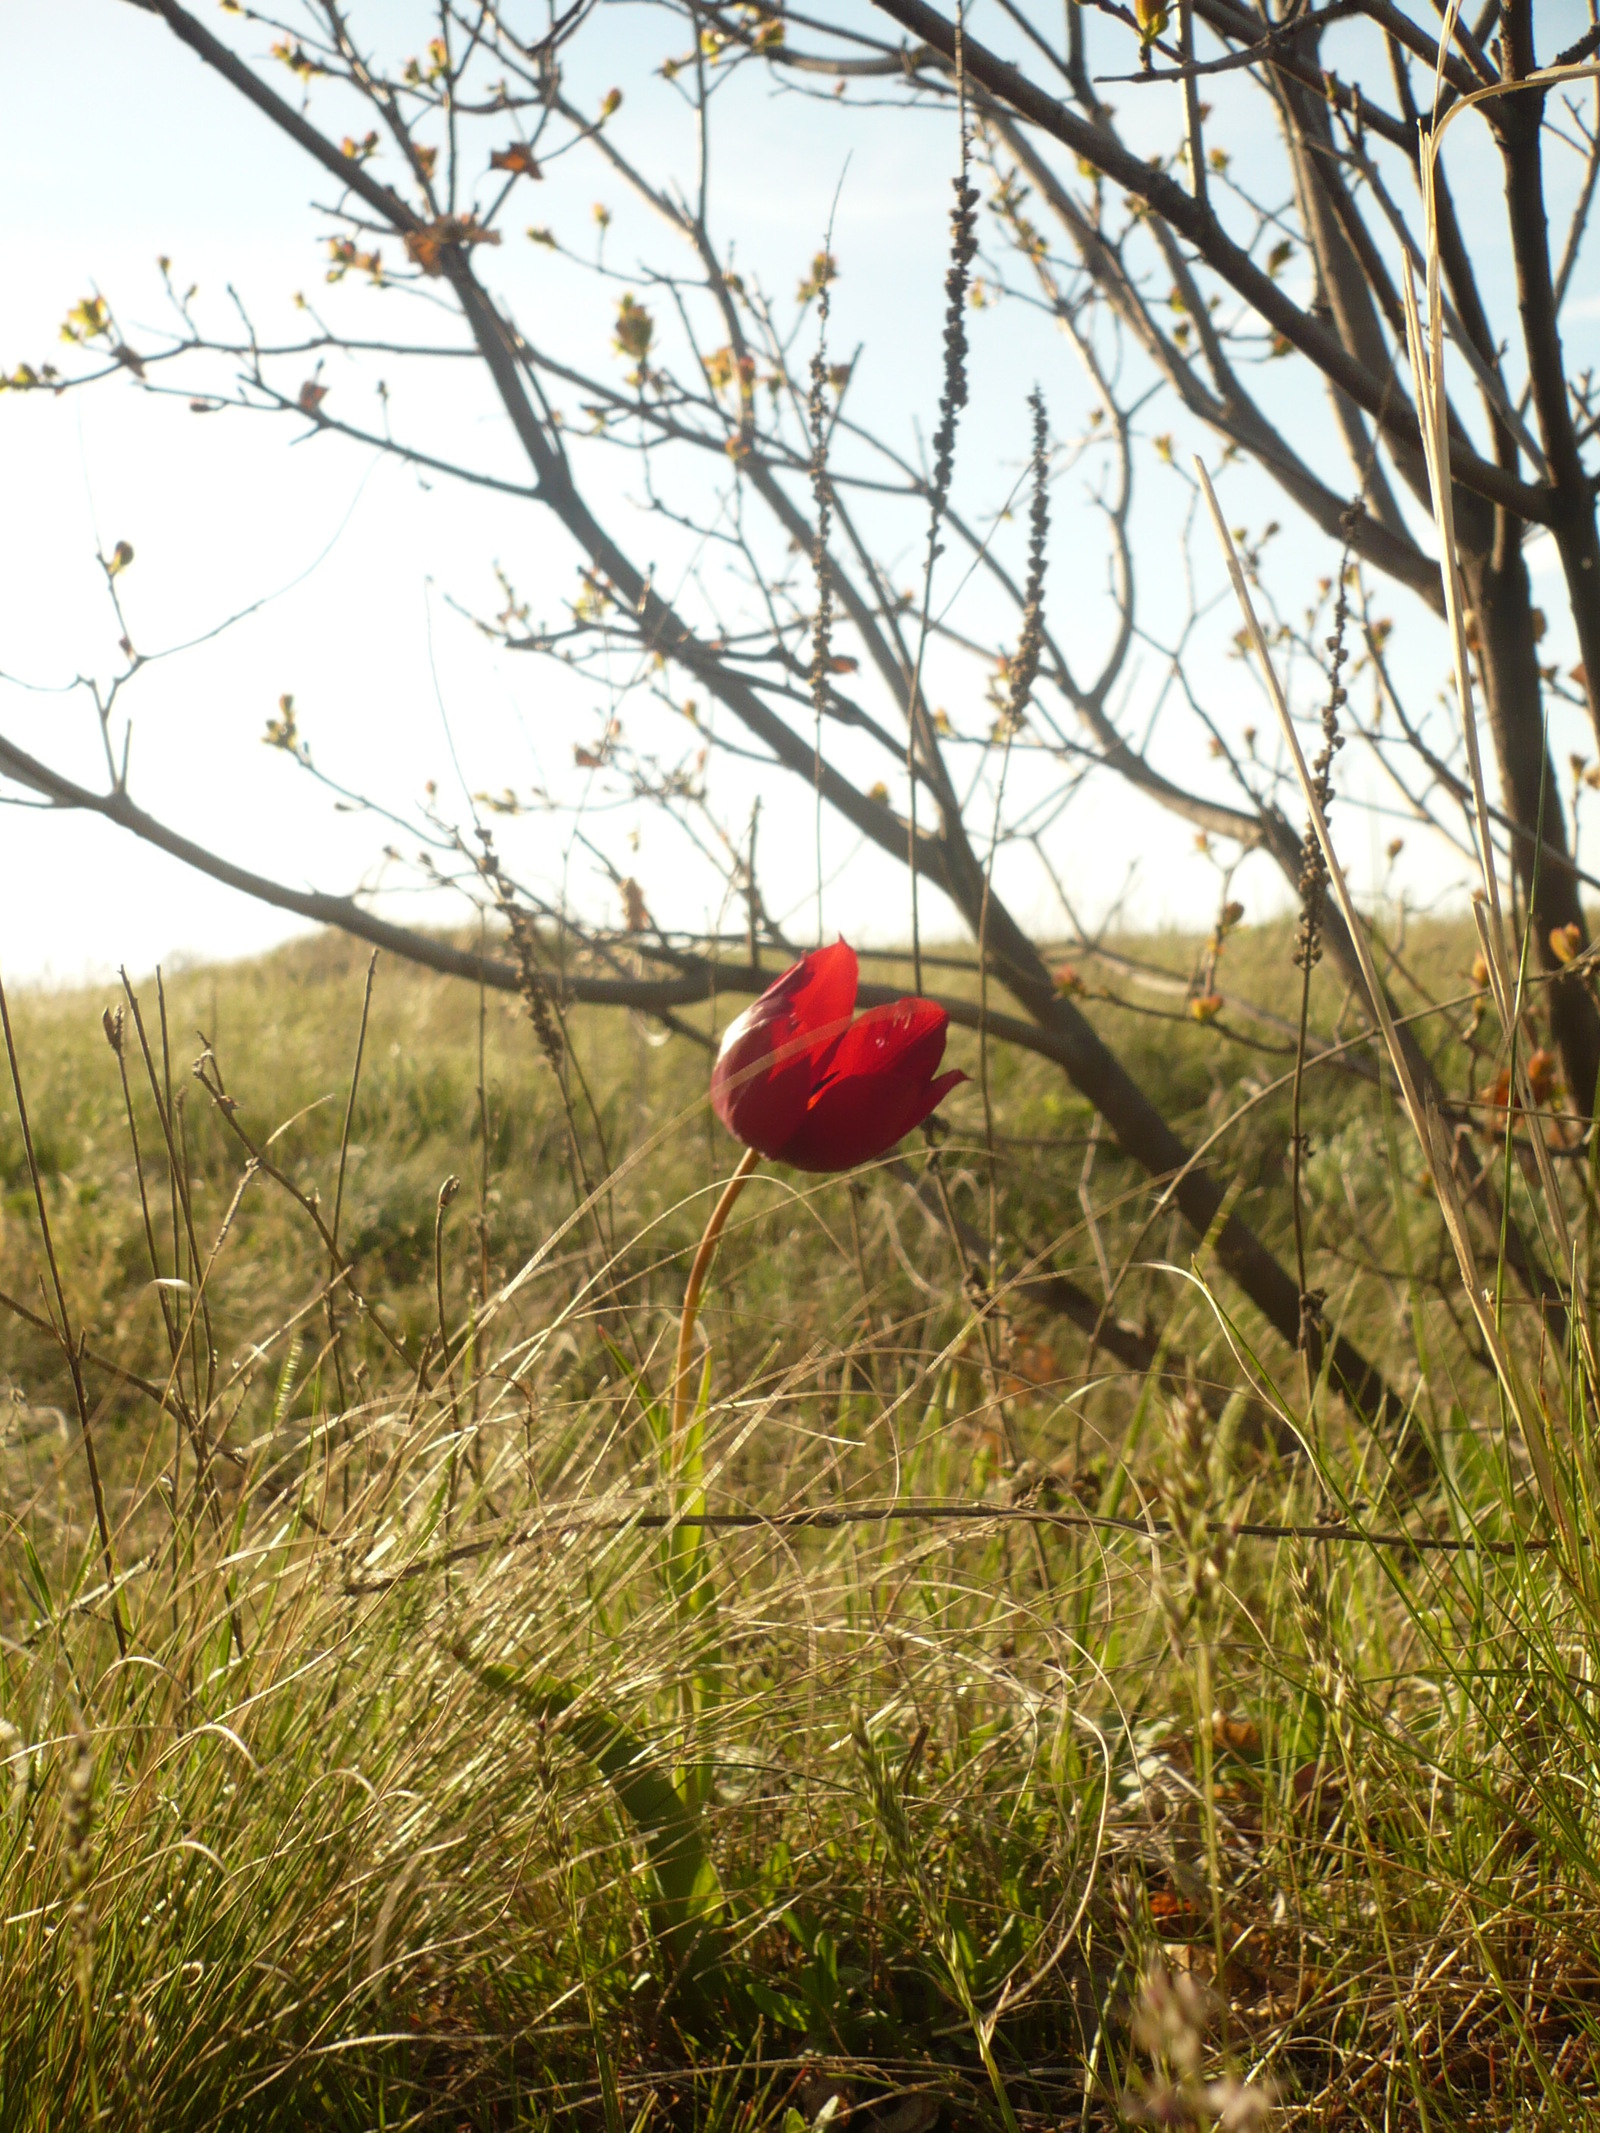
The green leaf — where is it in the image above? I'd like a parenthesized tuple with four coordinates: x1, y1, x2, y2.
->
(460, 1657, 726, 1978)
(746, 1978, 808, 2030)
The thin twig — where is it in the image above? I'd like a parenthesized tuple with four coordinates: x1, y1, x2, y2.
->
(343, 1498, 1556, 1592)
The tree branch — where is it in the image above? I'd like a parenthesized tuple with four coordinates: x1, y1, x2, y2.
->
(873, 0, 1553, 527)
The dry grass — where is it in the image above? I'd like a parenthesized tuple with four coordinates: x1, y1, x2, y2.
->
(3, 922, 1600, 2129)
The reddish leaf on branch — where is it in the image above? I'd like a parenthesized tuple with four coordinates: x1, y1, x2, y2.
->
(1550, 922, 1584, 966)
(1484, 1047, 1561, 1127)
(621, 877, 650, 933)
(403, 216, 501, 276)
(710, 941, 965, 1172)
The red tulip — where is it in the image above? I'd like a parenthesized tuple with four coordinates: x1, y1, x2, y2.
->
(711, 940, 965, 1171)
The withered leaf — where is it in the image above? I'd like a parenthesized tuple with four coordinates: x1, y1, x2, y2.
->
(404, 216, 501, 276)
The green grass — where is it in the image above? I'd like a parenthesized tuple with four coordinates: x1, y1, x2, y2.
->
(3, 920, 1599, 2128)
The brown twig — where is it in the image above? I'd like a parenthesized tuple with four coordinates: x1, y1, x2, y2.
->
(343, 1496, 1555, 1594)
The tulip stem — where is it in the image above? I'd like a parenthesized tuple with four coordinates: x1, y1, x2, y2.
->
(672, 1147, 760, 1467)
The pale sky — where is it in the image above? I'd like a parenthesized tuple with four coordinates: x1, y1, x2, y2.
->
(6, 1, 1600, 986)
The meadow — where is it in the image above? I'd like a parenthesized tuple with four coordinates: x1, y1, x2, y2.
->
(1, 918, 1595, 2130)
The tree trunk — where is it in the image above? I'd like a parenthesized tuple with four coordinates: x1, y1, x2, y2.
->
(1460, 516, 1600, 1117)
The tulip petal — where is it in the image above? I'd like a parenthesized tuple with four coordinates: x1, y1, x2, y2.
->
(781, 938, 859, 1040)
(710, 940, 859, 1157)
(778, 998, 965, 1171)
(810, 994, 949, 1094)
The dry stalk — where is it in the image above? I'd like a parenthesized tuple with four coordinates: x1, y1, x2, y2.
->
(1289, 508, 1358, 1382)
(64, 1718, 98, 2109)
(0, 969, 126, 1655)
(979, 388, 1050, 1280)
(905, 6, 979, 995)
(1402, 83, 1600, 1420)
(1401, 228, 1596, 1398)
(808, 260, 834, 945)
(1195, 458, 1573, 1554)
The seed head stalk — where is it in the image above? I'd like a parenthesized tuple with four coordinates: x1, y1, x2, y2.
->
(1290, 503, 1358, 1397)
(809, 263, 834, 948)
(906, 2, 977, 997)
(980, 389, 1049, 1274)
